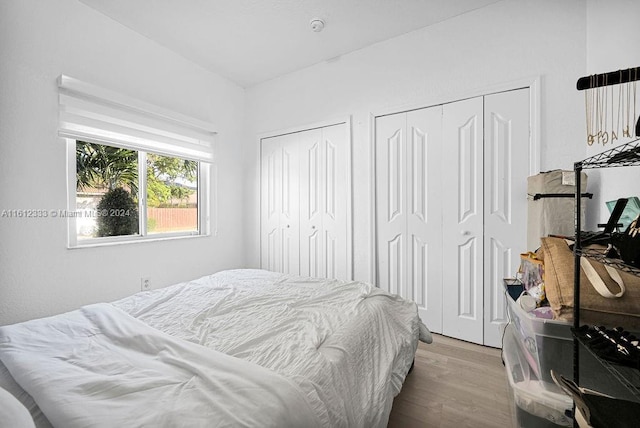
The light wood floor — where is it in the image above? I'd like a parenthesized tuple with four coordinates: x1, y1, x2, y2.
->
(387, 334, 513, 427)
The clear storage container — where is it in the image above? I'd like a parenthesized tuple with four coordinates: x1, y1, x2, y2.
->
(503, 323, 574, 427)
(504, 286, 573, 391)
(504, 285, 640, 401)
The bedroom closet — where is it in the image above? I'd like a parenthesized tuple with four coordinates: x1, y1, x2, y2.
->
(375, 88, 531, 347)
(260, 122, 351, 281)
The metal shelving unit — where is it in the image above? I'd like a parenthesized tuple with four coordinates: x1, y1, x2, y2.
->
(575, 247, 640, 276)
(573, 137, 640, 398)
(574, 138, 640, 170)
(572, 333, 640, 400)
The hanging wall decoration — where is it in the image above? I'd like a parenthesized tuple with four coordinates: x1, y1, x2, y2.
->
(577, 67, 640, 146)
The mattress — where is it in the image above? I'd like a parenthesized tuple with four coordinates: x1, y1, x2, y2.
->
(0, 269, 430, 427)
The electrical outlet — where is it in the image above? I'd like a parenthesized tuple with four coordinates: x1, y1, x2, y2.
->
(141, 277, 151, 291)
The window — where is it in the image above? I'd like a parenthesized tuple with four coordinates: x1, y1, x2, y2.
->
(145, 152, 199, 235)
(74, 141, 204, 243)
(59, 75, 215, 247)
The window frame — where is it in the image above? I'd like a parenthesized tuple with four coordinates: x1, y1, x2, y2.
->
(66, 138, 210, 248)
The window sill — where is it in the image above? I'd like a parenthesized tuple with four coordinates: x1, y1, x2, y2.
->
(68, 232, 210, 249)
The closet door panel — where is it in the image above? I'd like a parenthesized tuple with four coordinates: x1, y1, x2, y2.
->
(261, 123, 351, 280)
(321, 123, 349, 280)
(374, 90, 530, 346)
(260, 134, 300, 275)
(442, 97, 484, 344)
(375, 113, 407, 295)
(457, 116, 480, 223)
(407, 106, 443, 333)
(261, 136, 283, 272)
(280, 135, 300, 275)
(299, 129, 324, 278)
(483, 88, 530, 347)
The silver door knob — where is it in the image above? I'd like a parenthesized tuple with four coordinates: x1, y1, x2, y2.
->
(312, 225, 316, 229)
(286, 225, 290, 228)
(460, 230, 471, 236)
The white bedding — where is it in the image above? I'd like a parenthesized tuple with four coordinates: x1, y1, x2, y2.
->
(0, 269, 429, 427)
(0, 303, 320, 428)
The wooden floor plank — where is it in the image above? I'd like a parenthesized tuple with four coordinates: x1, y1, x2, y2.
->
(387, 334, 513, 427)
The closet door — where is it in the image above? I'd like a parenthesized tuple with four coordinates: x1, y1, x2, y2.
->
(261, 135, 283, 272)
(261, 123, 351, 279)
(406, 107, 443, 333)
(441, 97, 484, 344)
(280, 134, 300, 275)
(321, 124, 349, 280)
(376, 112, 407, 297)
(299, 124, 350, 280)
(375, 107, 443, 333)
(299, 128, 324, 278)
(260, 134, 300, 275)
(483, 88, 530, 347)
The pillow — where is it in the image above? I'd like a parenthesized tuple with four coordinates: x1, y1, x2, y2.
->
(0, 386, 35, 428)
(540, 237, 640, 329)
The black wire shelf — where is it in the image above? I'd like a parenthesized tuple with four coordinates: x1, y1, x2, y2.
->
(572, 331, 640, 400)
(576, 247, 640, 276)
(572, 75, 640, 410)
(575, 138, 640, 169)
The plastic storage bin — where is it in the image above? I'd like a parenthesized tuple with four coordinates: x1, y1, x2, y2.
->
(505, 286, 573, 390)
(504, 287, 638, 401)
(503, 323, 574, 427)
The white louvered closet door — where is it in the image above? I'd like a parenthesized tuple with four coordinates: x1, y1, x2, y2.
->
(375, 106, 443, 333)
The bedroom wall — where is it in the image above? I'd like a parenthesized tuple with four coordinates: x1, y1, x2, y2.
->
(0, 0, 246, 325)
(583, 0, 640, 228)
(243, 0, 588, 282)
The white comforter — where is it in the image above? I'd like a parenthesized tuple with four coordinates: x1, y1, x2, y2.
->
(0, 303, 320, 428)
(0, 269, 428, 427)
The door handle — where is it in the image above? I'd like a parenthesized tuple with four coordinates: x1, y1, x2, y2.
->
(311, 225, 316, 229)
(460, 230, 471, 236)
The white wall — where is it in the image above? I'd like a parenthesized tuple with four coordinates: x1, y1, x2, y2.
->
(584, 0, 640, 228)
(244, 0, 588, 282)
(0, 0, 247, 325)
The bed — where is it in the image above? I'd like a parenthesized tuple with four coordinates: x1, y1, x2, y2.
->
(0, 269, 432, 427)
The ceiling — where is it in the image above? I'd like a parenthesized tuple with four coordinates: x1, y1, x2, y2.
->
(80, 0, 501, 88)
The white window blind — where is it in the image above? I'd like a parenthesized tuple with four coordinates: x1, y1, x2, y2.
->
(58, 75, 216, 162)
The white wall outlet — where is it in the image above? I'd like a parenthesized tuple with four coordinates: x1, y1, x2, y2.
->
(141, 277, 151, 291)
